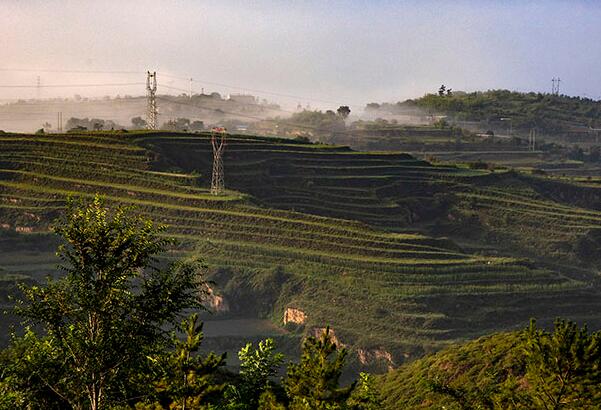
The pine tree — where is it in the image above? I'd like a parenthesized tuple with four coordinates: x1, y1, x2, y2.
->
(284, 328, 355, 410)
(525, 319, 601, 409)
(150, 313, 226, 409)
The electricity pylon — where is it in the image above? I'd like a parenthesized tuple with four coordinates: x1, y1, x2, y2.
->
(211, 127, 227, 195)
(146, 71, 158, 129)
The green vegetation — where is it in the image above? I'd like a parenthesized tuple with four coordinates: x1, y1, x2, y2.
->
(0, 199, 376, 409)
(403, 89, 601, 135)
(0, 130, 600, 372)
(4, 196, 206, 409)
(378, 319, 601, 409)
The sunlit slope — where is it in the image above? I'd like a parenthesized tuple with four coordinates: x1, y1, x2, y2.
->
(0, 131, 598, 366)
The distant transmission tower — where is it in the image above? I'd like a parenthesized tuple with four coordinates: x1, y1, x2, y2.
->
(146, 71, 158, 129)
(36, 76, 41, 99)
(210, 127, 227, 195)
(551, 77, 561, 95)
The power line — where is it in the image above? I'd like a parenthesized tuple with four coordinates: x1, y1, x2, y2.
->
(0, 68, 141, 75)
(0, 67, 361, 109)
(159, 72, 360, 108)
(0, 82, 144, 88)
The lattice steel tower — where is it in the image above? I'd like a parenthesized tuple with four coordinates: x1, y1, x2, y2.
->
(211, 127, 227, 195)
(146, 71, 158, 129)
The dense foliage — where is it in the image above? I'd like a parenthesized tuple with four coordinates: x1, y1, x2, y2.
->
(1, 196, 209, 409)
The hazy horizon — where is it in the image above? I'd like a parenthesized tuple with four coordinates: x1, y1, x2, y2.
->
(2, 0, 601, 108)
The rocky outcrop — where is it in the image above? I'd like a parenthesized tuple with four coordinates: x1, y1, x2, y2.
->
(205, 286, 229, 313)
(311, 327, 344, 348)
(357, 348, 395, 371)
(283, 307, 306, 325)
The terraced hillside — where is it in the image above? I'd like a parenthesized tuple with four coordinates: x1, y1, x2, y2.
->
(1, 131, 600, 372)
(146, 133, 601, 269)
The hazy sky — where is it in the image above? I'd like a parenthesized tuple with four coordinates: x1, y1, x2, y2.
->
(2, 0, 601, 108)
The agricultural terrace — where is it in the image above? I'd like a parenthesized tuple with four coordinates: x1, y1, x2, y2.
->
(0, 131, 599, 369)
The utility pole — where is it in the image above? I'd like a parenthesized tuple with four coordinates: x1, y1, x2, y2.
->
(556, 77, 561, 95)
(36, 76, 41, 100)
(57, 112, 63, 133)
(146, 71, 158, 130)
(210, 127, 227, 195)
(189, 78, 193, 99)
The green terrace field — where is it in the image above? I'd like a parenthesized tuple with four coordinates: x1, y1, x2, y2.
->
(0, 131, 600, 371)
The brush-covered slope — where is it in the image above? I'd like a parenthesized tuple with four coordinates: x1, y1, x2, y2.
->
(0, 131, 599, 370)
(377, 331, 524, 409)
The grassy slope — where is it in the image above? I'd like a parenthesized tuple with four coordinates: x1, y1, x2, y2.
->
(377, 331, 524, 409)
(0, 131, 600, 371)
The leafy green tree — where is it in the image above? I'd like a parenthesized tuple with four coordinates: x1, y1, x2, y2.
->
(525, 319, 601, 409)
(346, 373, 382, 410)
(225, 338, 284, 409)
(145, 313, 225, 409)
(0, 328, 69, 409)
(283, 328, 355, 409)
(10, 195, 207, 410)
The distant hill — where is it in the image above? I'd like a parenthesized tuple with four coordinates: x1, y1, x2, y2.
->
(1, 131, 601, 374)
(0, 94, 283, 133)
(371, 90, 601, 137)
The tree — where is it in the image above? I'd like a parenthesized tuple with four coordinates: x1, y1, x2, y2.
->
(225, 339, 284, 409)
(11, 195, 208, 410)
(346, 373, 382, 410)
(438, 84, 446, 96)
(145, 313, 225, 409)
(525, 319, 601, 409)
(337, 106, 351, 119)
(131, 116, 147, 129)
(283, 328, 355, 409)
